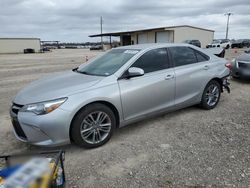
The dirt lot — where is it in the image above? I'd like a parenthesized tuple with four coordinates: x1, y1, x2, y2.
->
(0, 48, 249, 187)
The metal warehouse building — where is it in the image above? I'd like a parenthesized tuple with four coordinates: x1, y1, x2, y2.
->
(0, 38, 41, 54)
(89, 25, 214, 48)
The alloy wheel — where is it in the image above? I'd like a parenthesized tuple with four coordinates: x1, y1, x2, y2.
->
(80, 111, 112, 144)
(205, 84, 220, 106)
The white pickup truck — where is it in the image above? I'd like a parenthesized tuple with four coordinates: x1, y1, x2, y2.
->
(206, 39, 231, 49)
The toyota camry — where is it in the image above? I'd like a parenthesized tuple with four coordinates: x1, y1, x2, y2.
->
(10, 43, 230, 148)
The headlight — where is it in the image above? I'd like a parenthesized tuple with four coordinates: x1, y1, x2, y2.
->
(20, 98, 67, 115)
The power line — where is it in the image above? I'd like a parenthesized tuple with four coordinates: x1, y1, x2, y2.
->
(100, 16, 103, 48)
(224, 12, 233, 39)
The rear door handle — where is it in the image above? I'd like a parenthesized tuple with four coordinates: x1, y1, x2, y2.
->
(204, 65, 210, 70)
(165, 74, 174, 80)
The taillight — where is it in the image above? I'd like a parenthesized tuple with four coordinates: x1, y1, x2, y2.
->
(225, 62, 232, 70)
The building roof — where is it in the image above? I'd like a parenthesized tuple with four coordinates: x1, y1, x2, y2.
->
(115, 43, 194, 50)
(0, 37, 40, 40)
(89, 25, 214, 37)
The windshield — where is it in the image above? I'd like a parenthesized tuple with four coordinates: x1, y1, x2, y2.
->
(76, 49, 139, 76)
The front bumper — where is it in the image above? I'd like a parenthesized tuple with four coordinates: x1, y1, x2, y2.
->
(10, 105, 72, 147)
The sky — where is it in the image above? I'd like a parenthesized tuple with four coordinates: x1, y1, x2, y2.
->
(0, 0, 249, 42)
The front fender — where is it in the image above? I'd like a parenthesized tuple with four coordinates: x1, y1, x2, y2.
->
(59, 82, 123, 128)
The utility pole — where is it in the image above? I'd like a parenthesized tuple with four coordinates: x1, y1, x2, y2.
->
(100, 16, 103, 49)
(224, 12, 233, 39)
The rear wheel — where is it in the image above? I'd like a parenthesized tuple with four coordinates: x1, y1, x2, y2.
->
(200, 80, 221, 110)
(71, 103, 116, 148)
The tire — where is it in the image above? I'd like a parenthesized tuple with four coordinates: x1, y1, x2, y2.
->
(200, 80, 221, 110)
(71, 103, 116, 148)
(225, 44, 230, 49)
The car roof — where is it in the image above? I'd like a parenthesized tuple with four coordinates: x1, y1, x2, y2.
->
(116, 43, 193, 50)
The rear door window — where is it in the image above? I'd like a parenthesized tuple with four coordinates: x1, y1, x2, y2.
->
(169, 47, 197, 67)
(193, 50, 210, 62)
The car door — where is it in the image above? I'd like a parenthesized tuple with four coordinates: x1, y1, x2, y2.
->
(168, 46, 212, 107)
(118, 48, 175, 121)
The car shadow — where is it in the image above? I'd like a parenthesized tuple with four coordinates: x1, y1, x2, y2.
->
(21, 105, 205, 155)
(231, 77, 250, 84)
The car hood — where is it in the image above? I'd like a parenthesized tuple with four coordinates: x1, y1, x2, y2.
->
(13, 71, 103, 105)
(237, 53, 250, 62)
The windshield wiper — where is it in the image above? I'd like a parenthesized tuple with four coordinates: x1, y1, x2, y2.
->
(72, 68, 94, 75)
(73, 68, 106, 76)
(78, 71, 91, 75)
(72, 67, 78, 72)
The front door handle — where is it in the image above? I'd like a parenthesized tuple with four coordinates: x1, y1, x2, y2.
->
(165, 74, 174, 80)
(204, 65, 210, 70)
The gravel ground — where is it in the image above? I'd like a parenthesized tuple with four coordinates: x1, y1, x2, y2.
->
(0, 48, 249, 187)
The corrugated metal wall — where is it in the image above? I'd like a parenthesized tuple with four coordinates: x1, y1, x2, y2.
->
(0, 38, 41, 53)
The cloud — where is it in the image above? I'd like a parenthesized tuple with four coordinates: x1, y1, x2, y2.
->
(0, 0, 249, 42)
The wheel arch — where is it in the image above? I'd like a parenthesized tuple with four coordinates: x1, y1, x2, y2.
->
(199, 77, 223, 109)
(199, 77, 223, 102)
(69, 100, 120, 142)
(209, 77, 223, 92)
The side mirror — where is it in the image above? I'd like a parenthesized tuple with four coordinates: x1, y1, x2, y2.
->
(128, 67, 144, 78)
(128, 67, 144, 77)
(121, 67, 144, 79)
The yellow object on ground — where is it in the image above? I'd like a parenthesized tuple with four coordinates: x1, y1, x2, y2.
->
(29, 162, 58, 188)
(0, 176, 4, 184)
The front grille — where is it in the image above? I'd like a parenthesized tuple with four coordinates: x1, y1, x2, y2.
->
(12, 118, 27, 139)
(11, 103, 24, 115)
(238, 62, 249, 69)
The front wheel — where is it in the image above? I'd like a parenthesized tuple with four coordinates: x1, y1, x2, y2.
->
(71, 103, 116, 148)
(200, 80, 221, 110)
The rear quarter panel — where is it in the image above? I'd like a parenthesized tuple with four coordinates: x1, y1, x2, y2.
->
(196, 56, 229, 102)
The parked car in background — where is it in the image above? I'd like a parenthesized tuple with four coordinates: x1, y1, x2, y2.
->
(231, 39, 250, 48)
(42, 47, 51, 52)
(10, 44, 230, 148)
(23, 48, 35, 54)
(231, 50, 250, 79)
(206, 39, 231, 49)
(183, 40, 201, 47)
(90, 45, 103, 50)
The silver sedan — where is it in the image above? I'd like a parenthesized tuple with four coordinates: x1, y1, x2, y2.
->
(10, 43, 230, 148)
